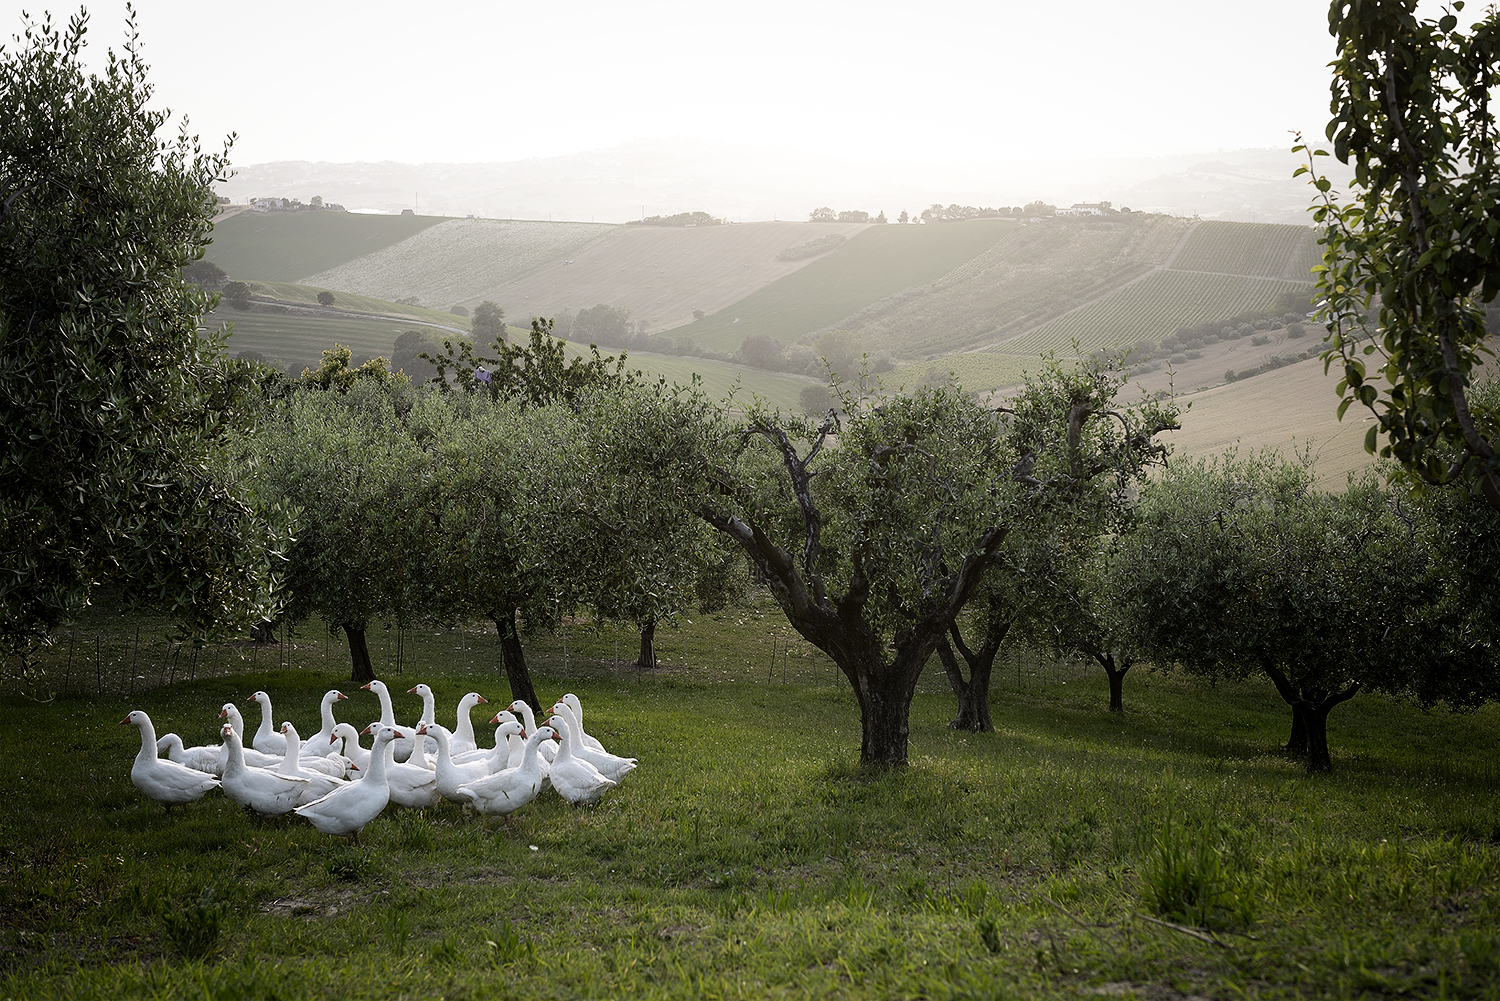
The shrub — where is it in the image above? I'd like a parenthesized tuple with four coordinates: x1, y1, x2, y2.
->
(1286, 321, 1306, 339)
(316, 290, 335, 306)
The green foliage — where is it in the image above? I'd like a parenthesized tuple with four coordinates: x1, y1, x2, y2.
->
(0, 9, 290, 657)
(470, 300, 505, 346)
(1302, 1, 1500, 506)
(292, 344, 407, 392)
(423, 317, 631, 407)
(315, 290, 335, 306)
(629, 210, 723, 227)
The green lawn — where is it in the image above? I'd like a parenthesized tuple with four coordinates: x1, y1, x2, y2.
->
(4, 598, 1499, 1000)
(208, 212, 449, 283)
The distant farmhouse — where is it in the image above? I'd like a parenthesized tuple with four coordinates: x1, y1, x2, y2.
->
(249, 195, 346, 213)
(1058, 201, 1114, 217)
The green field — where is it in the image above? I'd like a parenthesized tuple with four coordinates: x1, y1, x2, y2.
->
(618, 352, 815, 412)
(996, 270, 1314, 357)
(1170, 221, 1322, 279)
(844, 216, 1192, 360)
(215, 310, 427, 373)
(246, 281, 472, 331)
(207, 211, 449, 283)
(5, 596, 1500, 1000)
(675, 221, 1016, 353)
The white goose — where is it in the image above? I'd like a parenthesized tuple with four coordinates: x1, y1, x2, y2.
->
(122, 711, 220, 810)
(545, 714, 616, 806)
(419, 722, 502, 803)
(408, 683, 441, 755)
(220, 723, 308, 816)
(449, 691, 490, 757)
(275, 721, 348, 779)
(549, 701, 636, 782)
(452, 711, 518, 766)
(295, 725, 403, 844)
(276, 722, 349, 804)
(361, 680, 414, 762)
(561, 693, 607, 752)
(246, 691, 288, 756)
(329, 723, 371, 776)
(306, 690, 349, 758)
(155, 732, 222, 776)
(370, 724, 440, 809)
(454, 725, 556, 816)
(217, 704, 282, 770)
(505, 700, 558, 764)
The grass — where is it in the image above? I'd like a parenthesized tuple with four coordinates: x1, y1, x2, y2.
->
(215, 310, 434, 374)
(4, 597, 1500, 999)
(208, 211, 448, 284)
(243, 281, 473, 330)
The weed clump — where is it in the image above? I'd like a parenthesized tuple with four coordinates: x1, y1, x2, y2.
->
(162, 887, 222, 961)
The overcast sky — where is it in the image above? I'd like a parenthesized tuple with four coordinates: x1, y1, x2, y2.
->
(1, 1, 1469, 168)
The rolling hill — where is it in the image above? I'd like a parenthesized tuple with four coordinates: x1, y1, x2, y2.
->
(207, 210, 448, 283)
(202, 209, 1395, 482)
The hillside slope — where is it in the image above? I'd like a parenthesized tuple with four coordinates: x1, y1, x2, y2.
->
(299, 218, 616, 310)
(673, 220, 1018, 353)
(1166, 354, 1376, 486)
(207, 211, 447, 283)
(478, 221, 869, 332)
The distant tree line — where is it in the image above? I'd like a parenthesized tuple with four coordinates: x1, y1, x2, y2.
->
(628, 211, 724, 227)
(807, 207, 887, 224)
(920, 201, 1056, 222)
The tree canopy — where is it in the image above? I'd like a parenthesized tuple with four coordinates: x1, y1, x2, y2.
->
(0, 9, 289, 659)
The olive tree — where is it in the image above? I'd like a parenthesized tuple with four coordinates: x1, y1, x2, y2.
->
(1302, 0, 1500, 507)
(412, 392, 586, 709)
(574, 384, 747, 671)
(1116, 450, 1448, 772)
(247, 377, 427, 683)
(627, 365, 1176, 768)
(0, 10, 290, 660)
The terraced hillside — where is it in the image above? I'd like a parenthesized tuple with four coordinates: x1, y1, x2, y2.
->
(826, 216, 1192, 360)
(301, 218, 616, 310)
(480, 221, 869, 332)
(207, 211, 447, 282)
(671, 221, 1018, 353)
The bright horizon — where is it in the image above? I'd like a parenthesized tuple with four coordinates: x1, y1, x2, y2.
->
(7, 0, 1378, 169)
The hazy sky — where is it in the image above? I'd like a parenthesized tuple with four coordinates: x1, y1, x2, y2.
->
(0, 1, 1468, 167)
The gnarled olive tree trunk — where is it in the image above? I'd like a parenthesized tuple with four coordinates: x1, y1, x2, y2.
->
(341, 620, 375, 684)
(636, 617, 658, 671)
(491, 607, 540, 712)
(937, 612, 1011, 732)
(1265, 665, 1360, 772)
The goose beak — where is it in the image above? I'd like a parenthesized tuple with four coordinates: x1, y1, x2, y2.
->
(407, 686, 419, 694)
(360, 682, 373, 691)
(477, 695, 489, 704)
(336, 692, 347, 701)
(118, 715, 131, 725)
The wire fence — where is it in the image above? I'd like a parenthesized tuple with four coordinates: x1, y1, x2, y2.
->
(3, 598, 1099, 700)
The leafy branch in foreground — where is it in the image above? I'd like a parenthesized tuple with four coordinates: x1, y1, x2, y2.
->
(1299, 0, 1500, 507)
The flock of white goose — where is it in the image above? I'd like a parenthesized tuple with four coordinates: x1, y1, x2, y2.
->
(122, 679, 637, 843)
